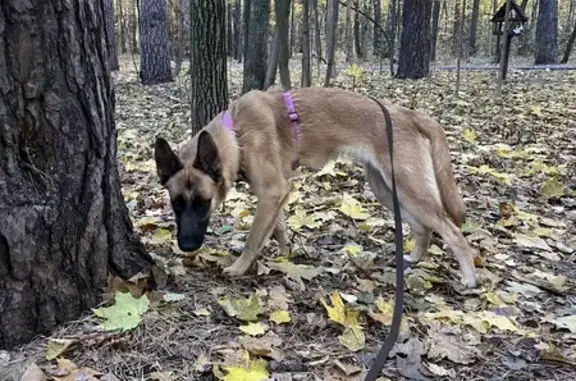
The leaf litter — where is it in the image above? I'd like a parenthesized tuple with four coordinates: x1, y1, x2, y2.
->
(8, 56, 576, 380)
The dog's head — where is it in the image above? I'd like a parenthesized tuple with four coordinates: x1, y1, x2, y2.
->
(154, 131, 222, 252)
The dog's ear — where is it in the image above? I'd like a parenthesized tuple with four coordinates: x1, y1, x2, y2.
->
(154, 137, 183, 185)
(194, 131, 222, 183)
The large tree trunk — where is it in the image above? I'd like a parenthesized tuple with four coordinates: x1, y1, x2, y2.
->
(173, 0, 188, 76)
(452, 0, 461, 55)
(130, 0, 139, 53)
(324, 0, 339, 86)
(312, 0, 323, 68)
(561, 21, 576, 63)
(265, 32, 280, 87)
(227, 2, 234, 57)
(118, 0, 128, 54)
(140, 0, 173, 84)
(276, 0, 292, 88)
(354, 0, 363, 58)
(0, 0, 154, 350)
(430, 0, 441, 61)
(242, 0, 270, 93)
(104, 0, 120, 70)
(190, 0, 229, 135)
(397, 0, 432, 79)
(302, 0, 312, 86)
(469, 0, 480, 54)
(535, 0, 559, 64)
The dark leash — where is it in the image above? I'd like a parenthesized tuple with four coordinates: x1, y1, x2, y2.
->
(363, 97, 405, 381)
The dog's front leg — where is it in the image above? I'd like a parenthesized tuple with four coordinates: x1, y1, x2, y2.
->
(223, 182, 290, 276)
(273, 209, 291, 256)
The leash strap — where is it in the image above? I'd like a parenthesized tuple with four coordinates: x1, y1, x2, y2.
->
(363, 97, 405, 381)
(282, 92, 301, 170)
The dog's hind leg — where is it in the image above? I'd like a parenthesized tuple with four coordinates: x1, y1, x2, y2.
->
(223, 176, 291, 277)
(273, 209, 290, 256)
(364, 163, 432, 264)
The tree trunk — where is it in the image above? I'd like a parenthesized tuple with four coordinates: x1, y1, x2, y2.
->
(312, 0, 323, 67)
(118, 0, 128, 54)
(242, 0, 270, 93)
(302, 0, 312, 86)
(346, 0, 354, 61)
(190, 0, 229, 135)
(452, 0, 460, 55)
(234, 0, 242, 60)
(561, 21, 576, 63)
(276, 0, 292, 88)
(324, 0, 339, 86)
(290, 0, 296, 56)
(535, 0, 559, 64)
(354, 0, 363, 58)
(0, 0, 154, 350)
(104, 0, 120, 70)
(140, 0, 173, 84)
(131, 0, 139, 54)
(227, 2, 234, 57)
(373, 0, 382, 56)
(173, 0, 187, 76)
(430, 0, 441, 61)
(469, 0, 480, 54)
(265, 32, 280, 87)
(397, 0, 432, 79)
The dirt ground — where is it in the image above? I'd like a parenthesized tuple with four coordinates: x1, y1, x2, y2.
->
(3, 56, 576, 381)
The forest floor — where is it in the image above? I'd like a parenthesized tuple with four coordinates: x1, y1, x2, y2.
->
(5, 56, 576, 381)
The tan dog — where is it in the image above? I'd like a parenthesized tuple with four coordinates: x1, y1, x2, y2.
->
(154, 87, 478, 288)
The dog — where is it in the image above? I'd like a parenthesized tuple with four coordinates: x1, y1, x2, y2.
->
(154, 86, 478, 288)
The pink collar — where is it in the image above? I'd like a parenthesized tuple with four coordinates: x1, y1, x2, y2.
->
(222, 91, 301, 169)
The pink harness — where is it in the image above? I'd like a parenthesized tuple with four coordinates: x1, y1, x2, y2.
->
(222, 91, 301, 170)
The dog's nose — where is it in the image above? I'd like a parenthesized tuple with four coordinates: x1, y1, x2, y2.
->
(177, 237, 202, 252)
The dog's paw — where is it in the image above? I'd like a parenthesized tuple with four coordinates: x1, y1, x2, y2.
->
(461, 275, 478, 289)
(222, 260, 251, 277)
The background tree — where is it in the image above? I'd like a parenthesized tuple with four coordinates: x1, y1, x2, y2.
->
(140, 0, 173, 85)
(430, 0, 441, 61)
(535, 0, 559, 64)
(346, 0, 354, 61)
(117, 0, 129, 54)
(242, 0, 270, 93)
(397, 0, 432, 79)
(0, 0, 154, 349)
(373, 0, 382, 56)
(324, 0, 339, 86)
(104, 0, 120, 70)
(562, 21, 576, 63)
(469, 0, 481, 54)
(190, 0, 228, 134)
(302, 0, 312, 86)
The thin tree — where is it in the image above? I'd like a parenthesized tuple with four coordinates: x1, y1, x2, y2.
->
(312, 0, 323, 73)
(242, 0, 270, 93)
(324, 0, 339, 86)
(535, 0, 559, 64)
(498, 0, 512, 90)
(397, 0, 432, 79)
(140, 0, 173, 85)
(234, 0, 242, 60)
(452, 0, 461, 54)
(190, 0, 228, 134)
(118, 0, 128, 53)
(265, 0, 292, 88)
(0, 0, 154, 349)
(302, 0, 312, 86)
(561, 21, 576, 63)
(373, 0, 382, 56)
(104, 0, 120, 70)
(430, 0, 441, 61)
(354, 0, 363, 58)
(456, 0, 467, 96)
(346, 0, 354, 61)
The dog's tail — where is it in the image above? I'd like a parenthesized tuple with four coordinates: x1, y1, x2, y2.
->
(417, 117, 466, 227)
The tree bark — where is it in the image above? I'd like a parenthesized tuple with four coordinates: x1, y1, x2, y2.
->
(140, 0, 173, 84)
(118, 0, 128, 54)
(242, 0, 270, 93)
(131, 0, 139, 53)
(190, 0, 229, 135)
(227, 2, 234, 57)
(265, 32, 280, 87)
(373, 0, 382, 56)
(469, 0, 480, 54)
(452, 0, 460, 55)
(302, 0, 312, 86)
(430, 0, 441, 61)
(397, 0, 432, 79)
(173, 0, 188, 76)
(277, 0, 292, 88)
(354, 0, 363, 58)
(324, 0, 339, 86)
(104, 0, 120, 70)
(312, 0, 323, 67)
(0, 0, 154, 350)
(535, 0, 559, 64)
(346, 0, 354, 61)
(233, 0, 242, 60)
(561, 21, 576, 63)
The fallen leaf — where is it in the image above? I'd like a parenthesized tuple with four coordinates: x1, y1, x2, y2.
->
(218, 293, 263, 322)
(239, 322, 268, 336)
(338, 325, 366, 352)
(548, 315, 576, 333)
(426, 323, 479, 365)
(219, 352, 270, 381)
(92, 291, 150, 332)
(268, 261, 323, 290)
(339, 194, 370, 220)
(540, 177, 565, 198)
(45, 339, 76, 361)
(150, 371, 175, 381)
(269, 310, 291, 324)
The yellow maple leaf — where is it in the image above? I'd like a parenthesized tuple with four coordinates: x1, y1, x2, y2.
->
(461, 127, 478, 142)
(269, 310, 291, 324)
(339, 194, 369, 220)
(220, 353, 270, 381)
(239, 322, 268, 336)
(320, 291, 360, 328)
